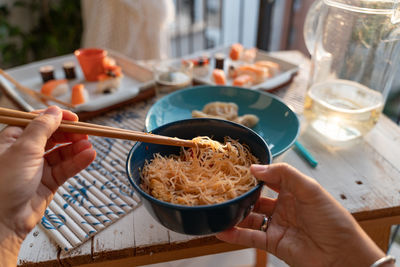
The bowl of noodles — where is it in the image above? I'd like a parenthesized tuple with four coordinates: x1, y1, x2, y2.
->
(126, 118, 271, 235)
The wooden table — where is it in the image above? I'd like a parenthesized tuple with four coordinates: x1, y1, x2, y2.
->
(3, 51, 400, 266)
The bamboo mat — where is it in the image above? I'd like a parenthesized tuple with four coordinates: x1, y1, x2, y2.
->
(39, 100, 153, 251)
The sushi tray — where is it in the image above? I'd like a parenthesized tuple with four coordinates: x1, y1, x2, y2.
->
(184, 45, 299, 91)
(0, 49, 154, 119)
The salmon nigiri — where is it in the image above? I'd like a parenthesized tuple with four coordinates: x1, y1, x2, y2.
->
(233, 74, 253, 87)
(229, 43, 244, 61)
(41, 79, 68, 97)
(212, 69, 226, 85)
(255, 60, 280, 75)
(233, 64, 269, 84)
(71, 84, 88, 105)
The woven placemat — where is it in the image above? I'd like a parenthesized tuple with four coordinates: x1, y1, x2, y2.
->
(39, 100, 153, 251)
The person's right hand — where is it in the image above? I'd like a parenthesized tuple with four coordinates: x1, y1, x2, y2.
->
(216, 163, 388, 267)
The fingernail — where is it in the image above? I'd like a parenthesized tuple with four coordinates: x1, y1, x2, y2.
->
(251, 164, 267, 172)
(44, 106, 61, 116)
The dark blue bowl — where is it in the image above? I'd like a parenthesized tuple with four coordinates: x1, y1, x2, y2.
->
(126, 118, 272, 235)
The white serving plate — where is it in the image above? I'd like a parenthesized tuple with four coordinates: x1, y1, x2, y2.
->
(185, 46, 299, 91)
(0, 50, 154, 112)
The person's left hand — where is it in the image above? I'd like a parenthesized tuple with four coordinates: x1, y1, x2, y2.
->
(0, 106, 96, 243)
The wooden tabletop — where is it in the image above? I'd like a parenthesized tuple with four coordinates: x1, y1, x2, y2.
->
(5, 50, 400, 266)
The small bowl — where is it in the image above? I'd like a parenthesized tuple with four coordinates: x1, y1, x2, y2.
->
(126, 118, 272, 235)
(74, 48, 107, 81)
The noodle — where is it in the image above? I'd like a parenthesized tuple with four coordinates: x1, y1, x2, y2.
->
(140, 136, 259, 206)
(192, 102, 259, 128)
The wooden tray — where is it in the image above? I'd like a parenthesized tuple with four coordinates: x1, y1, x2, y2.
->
(0, 50, 155, 120)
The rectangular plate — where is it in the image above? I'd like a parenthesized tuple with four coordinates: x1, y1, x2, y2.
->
(0, 50, 154, 112)
(185, 46, 299, 91)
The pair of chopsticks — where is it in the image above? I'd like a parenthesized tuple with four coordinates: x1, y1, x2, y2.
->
(0, 69, 75, 109)
(0, 107, 201, 148)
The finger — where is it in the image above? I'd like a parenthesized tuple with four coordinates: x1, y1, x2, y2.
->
(15, 106, 62, 150)
(216, 227, 267, 250)
(52, 148, 96, 187)
(45, 139, 93, 167)
(48, 131, 88, 146)
(253, 197, 277, 215)
(33, 108, 86, 144)
(61, 109, 79, 121)
(32, 109, 79, 122)
(237, 212, 265, 230)
(43, 141, 96, 192)
(46, 109, 87, 145)
(45, 133, 88, 154)
(0, 126, 24, 154)
(251, 163, 321, 200)
(0, 126, 24, 150)
(45, 140, 57, 152)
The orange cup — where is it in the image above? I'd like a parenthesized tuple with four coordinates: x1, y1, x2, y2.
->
(74, 48, 107, 81)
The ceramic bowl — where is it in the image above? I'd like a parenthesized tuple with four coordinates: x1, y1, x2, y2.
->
(145, 85, 300, 157)
(126, 118, 271, 235)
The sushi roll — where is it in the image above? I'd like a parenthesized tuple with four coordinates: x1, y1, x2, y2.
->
(39, 65, 55, 83)
(212, 69, 226, 85)
(214, 53, 225, 70)
(63, 61, 77, 79)
(40, 79, 69, 97)
(71, 84, 89, 105)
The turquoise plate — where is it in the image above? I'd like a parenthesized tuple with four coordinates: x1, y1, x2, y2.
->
(145, 85, 300, 157)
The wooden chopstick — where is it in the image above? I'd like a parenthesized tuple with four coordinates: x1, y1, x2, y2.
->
(0, 107, 134, 134)
(0, 69, 76, 109)
(0, 107, 201, 148)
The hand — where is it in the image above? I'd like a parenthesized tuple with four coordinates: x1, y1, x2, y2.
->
(216, 163, 387, 267)
(0, 106, 96, 265)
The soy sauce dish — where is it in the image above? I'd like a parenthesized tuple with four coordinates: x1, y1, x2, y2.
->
(126, 118, 272, 235)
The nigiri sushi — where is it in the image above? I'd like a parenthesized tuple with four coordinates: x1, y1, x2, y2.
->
(229, 43, 244, 61)
(71, 84, 88, 105)
(96, 74, 123, 94)
(228, 65, 237, 78)
(41, 79, 69, 97)
(255, 60, 280, 75)
(242, 48, 257, 63)
(233, 64, 269, 84)
(96, 63, 123, 94)
(212, 69, 226, 85)
(233, 74, 253, 87)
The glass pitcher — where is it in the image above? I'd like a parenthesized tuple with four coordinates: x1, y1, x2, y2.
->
(303, 0, 400, 142)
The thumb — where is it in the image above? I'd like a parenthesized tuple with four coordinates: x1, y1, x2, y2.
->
(17, 106, 62, 150)
(251, 163, 322, 200)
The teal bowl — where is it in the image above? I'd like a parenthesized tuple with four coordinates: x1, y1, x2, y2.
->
(126, 118, 272, 235)
(146, 85, 300, 157)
